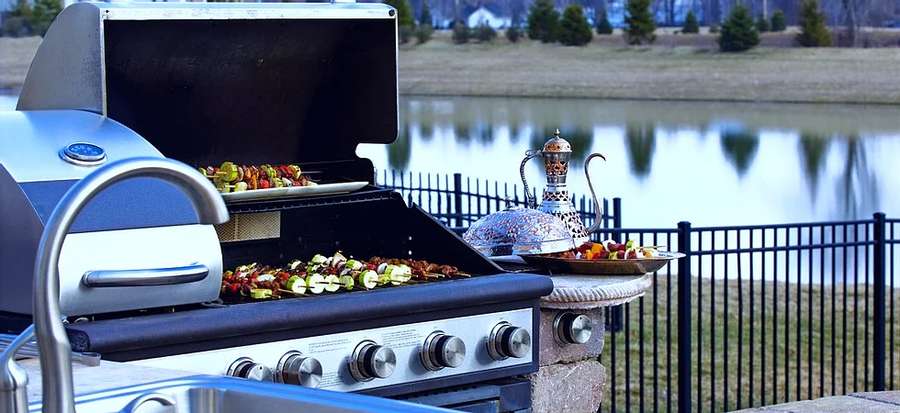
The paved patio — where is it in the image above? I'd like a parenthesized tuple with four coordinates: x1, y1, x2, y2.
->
(737, 391, 900, 412)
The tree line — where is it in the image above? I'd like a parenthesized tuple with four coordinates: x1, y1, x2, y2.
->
(390, 0, 836, 50)
(1, 0, 62, 37)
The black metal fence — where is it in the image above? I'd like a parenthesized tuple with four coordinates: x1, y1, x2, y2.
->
(597, 218, 899, 412)
(378, 170, 899, 412)
(375, 170, 621, 232)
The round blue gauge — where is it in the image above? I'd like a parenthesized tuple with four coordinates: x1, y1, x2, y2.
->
(61, 142, 107, 165)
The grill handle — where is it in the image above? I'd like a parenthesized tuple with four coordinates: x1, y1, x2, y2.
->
(82, 264, 209, 288)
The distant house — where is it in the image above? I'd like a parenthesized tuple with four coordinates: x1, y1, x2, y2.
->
(465, 4, 510, 29)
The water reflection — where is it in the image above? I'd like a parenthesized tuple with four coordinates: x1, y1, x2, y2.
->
(798, 132, 829, 197)
(719, 129, 759, 177)
(624, 123, 656, 178)
(360, 96, 900, 226)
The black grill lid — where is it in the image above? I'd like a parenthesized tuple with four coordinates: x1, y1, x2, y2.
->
(18, 3, 398, 175)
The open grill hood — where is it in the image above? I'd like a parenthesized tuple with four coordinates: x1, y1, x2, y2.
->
(18, 2, 399, 183)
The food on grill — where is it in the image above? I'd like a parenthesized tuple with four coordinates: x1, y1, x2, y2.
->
(220, 252, 470, 300)
(548, 240, 661, 261)
(199, 162, 318, 193)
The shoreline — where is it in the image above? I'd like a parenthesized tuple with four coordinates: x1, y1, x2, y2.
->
(4, 35, 900, 105)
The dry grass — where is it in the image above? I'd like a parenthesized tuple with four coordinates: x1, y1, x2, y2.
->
(0, 36, 40, 91)
(400, 33, 900, 104)
(601, 276, 900, 412)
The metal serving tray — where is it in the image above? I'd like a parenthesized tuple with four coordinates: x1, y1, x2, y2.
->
(221, 181, 368, 203)
(521, 252, 684, 275)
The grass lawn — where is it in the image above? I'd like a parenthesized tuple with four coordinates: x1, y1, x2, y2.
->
(4, 32, 900, 104)
(601, 275, 900, 412)
(400, 31, 900, 104)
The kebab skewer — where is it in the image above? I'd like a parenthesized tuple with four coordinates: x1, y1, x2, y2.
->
(220, 252, 470, 300)
(199, 162, 318, 194)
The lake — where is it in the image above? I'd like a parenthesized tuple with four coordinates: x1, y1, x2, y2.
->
(5, 93, 900, 227)
(357, 96, 900, 227)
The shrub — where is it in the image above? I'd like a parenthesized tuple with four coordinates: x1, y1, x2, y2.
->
(558, 4, 593, 46)
(475, 22, 497, 42)
(415, 24, 433, 44)
(770, 9, 786, 31)
(506, 25, 522, 42)
(527, 0, 560, 43)
(756, 14, 770, 32)
(385, 0, 414, 44)
(1, 16, 31, 37)
(418, 0, 432, 26)
(797, 0, 831, 47)
(595, 10, 614, 34)
(384, 0, 414, 28)
(718, 5, 759, 52)
(28, 0, 61, 36)
(452, 20, 470, 44)
(399, 25, 414, 44)
(709, 24, 720, 33)
(682, 10, 699, 33)
(624, 0, 656, 45)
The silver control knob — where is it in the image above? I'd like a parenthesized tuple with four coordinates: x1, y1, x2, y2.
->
(226, 357, 273, 381)
(554, 312, 593, 345)
(421, 331, 467, 371)
(487, 322, 531, 360)
(349, 340, 396, 381)
(276, 351, 323, 388)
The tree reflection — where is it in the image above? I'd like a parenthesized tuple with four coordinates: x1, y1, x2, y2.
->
(625, 123, 656, 178)
(836, 135, 878, 219)
(798, 132, 830, 199)
(387, 122, 412, 171)
(719, 129, 759, 177)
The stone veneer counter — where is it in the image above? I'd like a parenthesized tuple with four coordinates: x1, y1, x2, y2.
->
(530, 273, 653, 413)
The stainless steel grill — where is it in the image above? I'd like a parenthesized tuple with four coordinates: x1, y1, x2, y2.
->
(0, 3, 552, 411)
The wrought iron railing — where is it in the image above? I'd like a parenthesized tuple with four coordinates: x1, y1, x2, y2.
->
(378, 170, 899, 412)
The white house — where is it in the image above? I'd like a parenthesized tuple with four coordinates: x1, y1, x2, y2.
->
(465, 5, 510, 29)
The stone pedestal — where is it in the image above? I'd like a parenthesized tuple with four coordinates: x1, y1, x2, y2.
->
(529, 274, 652, 413)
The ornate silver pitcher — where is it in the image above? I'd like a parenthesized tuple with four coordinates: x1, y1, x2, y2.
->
(520, 129, 605, 246)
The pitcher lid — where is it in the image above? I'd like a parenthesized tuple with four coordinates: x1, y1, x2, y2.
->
(542, 129, 572, 153)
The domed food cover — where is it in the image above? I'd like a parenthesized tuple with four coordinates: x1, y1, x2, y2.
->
(463, 206, 576, 257)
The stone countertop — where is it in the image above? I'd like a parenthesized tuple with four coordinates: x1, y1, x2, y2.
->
(735, 392, 900, 412)
(540, 274, 653, 309)
(19, 357, 195, 404)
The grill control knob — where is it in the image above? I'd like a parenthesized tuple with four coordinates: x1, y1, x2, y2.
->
(226, 357, 273, 381)
(554, 312, 593, 345)
(350, 340, 396, 381)
(487, 322, 531, 360)
(276, 351, 323, 388)
(421, 331, 467, 371)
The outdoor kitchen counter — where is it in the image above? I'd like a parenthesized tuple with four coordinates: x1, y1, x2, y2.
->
(735, 391, 900, 412)
(530, 273, 653, 413)
(20, 357, 195, 403)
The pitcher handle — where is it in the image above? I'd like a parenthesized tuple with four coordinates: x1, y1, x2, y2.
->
(519, 149, 541, 208)
(584, 152, 607, 234)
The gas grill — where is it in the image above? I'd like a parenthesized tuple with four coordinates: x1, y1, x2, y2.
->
(0, 2, 552, 412)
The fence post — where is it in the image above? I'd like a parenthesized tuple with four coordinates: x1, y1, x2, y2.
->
(453, 173, 463, 228)
(874, 212, 886, 391)
(677, 221, 692, 413)
(612, 197, 622, 234)
(606, 197, 625, 333)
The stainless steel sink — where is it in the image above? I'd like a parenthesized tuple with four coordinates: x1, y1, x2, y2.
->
(28, 376, 455, 413)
